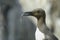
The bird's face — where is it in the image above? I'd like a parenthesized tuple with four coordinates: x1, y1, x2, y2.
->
(32, 9, 45, 20)
(24, 9, 45, 20)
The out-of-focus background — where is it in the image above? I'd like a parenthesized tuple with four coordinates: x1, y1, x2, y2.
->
(0, 0, 60, 40)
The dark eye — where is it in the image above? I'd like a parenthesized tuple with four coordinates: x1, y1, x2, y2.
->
(37, 10, 40, 13)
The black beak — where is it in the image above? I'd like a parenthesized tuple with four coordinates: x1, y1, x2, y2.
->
(23, 12, 33, 16)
